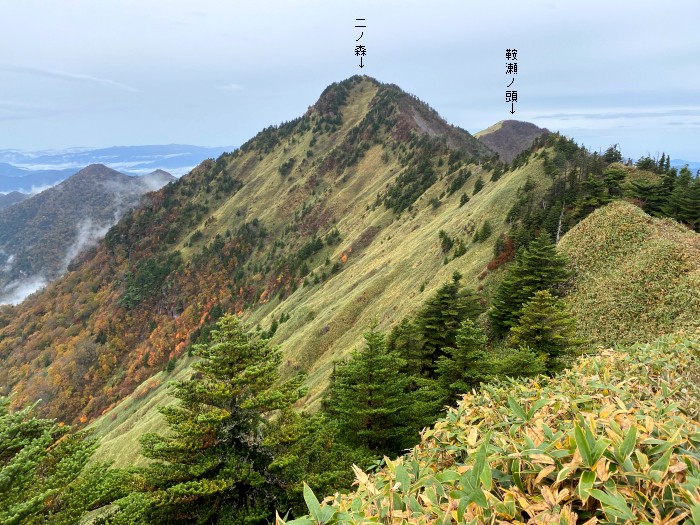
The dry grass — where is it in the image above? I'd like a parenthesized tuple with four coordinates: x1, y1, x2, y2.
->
(559, 201, 700, 345)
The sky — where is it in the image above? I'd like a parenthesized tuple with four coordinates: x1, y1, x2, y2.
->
(1, 0, 699, 160)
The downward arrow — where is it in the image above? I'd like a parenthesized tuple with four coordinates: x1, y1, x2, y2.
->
(510, 102, 515, 114)
(359, 56, 364, 68)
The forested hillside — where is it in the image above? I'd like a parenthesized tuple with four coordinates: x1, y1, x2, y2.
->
(0, 165, 174, 304)
(1, 75, 699, 524)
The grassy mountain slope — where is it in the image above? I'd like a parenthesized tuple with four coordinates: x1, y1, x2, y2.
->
(559, 201, 700, 345)
(88, 155, 552, 467)
(290, 330, 700, 524)
(0, 76, 511, 426)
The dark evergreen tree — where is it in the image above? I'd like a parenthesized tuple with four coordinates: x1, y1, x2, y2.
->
(324, 327, 414, 455)
(414, 272, 485, 375)
(266, 411, 375, 518)
(387, 317, 426, 375)
(0, 397, 126, 525)
(111, 314, 305, 525)
(664, 166, 700, 230)
(507, 290, 581, 372)
(473, 221, 493, 243)
(488, 233, 570, 337)
(680, 178, 700, 232)
(434, 320, 491, 405)
(602, 166, 625, 197)
(473, 177, 484, 195)
(491, 346, 546, 379)
(661, 167, 678, 199)
(603, 145, 622, 164)
(630, 179, 664, 215)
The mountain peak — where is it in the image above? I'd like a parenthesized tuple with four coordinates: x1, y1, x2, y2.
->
(308, 76, 492, 157)
(66, 163, 130, 185)
(241, 76, 491, 160)
(475, 120, 549, 163)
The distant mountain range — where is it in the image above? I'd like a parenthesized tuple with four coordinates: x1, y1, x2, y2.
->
(0, 144, 229, 193)
(670, 159, 700, 173)
(0, 164, 175, 305)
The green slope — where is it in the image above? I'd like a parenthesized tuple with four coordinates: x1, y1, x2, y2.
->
(88, 82, 552, 466)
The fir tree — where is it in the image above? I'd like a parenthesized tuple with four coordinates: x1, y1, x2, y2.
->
(489, 233, 570, 337)
(266, 411, 375, 518)
(507, 290, 581, 372)
(387, 318, 426, 374)
(630, 179, 664, 215)
(434, 319, 491, 405)
(602, 166, 625, 197)
(414, 272, 484, 375)
(116, 314, 305, 525)
(678, 178, 700, 232)
(324, 327, 414, 455)
(491, 346, 546, 379)
(0, 397, 125, 525)
(664, 167, 700, 230)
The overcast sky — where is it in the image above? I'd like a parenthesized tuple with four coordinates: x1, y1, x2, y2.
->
(1, 0, 698, 160)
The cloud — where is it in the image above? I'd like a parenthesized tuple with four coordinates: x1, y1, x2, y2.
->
(218, 83, 244, 92)
(0, 100, 61, 122)
(532, 108, 700, 121)
(2, 64, 139, 93)
(0, 275, 47, 305)
(61, 219, 112, 270)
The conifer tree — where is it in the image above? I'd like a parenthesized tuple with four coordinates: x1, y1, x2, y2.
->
(664, 166, 692, 217)
(415, 272, 484, 375)
(664, 166, 700, 230)
(434, 320, 491, 405)
(324, 327, 414, 455)
(602, 166, 625, 197)
(387, 317, 426, 374)
(114, 314, 305, 525)
(678, 178, 700, 232)
(0, 397, 125, 525)
(265, 411, 375, 518)
(489, 233, 569, 337)
(507, 290, 581, 372)
(630, 179, 664, 215)
(491, 346, 546, 379)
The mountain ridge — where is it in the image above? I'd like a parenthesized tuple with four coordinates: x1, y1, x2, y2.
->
(2, 75, 691, 440)
(0, 75, 506, 422)
(0, 164, 174, 304)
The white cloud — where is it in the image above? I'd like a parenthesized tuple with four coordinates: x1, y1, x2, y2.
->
(0, 275, 47, 305)
(2, 64, 139, 93)
(219, 83, 244, 92)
